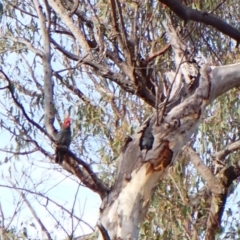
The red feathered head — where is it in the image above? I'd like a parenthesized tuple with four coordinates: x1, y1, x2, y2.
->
(63, 117, 71, 128)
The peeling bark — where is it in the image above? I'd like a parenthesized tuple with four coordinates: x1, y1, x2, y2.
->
(96, 17, 240, 239)
(97, 58, 212, 238)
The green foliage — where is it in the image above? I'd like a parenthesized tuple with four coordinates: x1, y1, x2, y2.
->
(140, 88, 240, 239)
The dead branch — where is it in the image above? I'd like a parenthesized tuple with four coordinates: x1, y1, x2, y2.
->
(160, 0, 240, 44)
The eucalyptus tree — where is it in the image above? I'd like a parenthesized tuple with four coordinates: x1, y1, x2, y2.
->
(1, 0, 240, 239)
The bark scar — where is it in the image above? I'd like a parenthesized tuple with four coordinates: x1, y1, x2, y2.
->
(148, 140, 173, 172)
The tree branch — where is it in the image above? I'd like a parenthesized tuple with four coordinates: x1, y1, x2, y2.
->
(0, 70, 53, 141)
(97, 222, 111, 240)
(20, 54, 43, 91)
(159, 0, 240, 44)
(0, 148, 38, 155)
(214, 140, 240, 161)
(62, 149, 110, 198)
(60, 0, 93, 28)
(210, 63, 240, 102)
(185, 146, 240, 239)
(205, 164, 240, 239)
(8, 180, 52, 240)
(0, 183, 94, 231)
(53, 71, 93, 106)
(145, 43, 171, 64)
(115, 0, 133, 65)
(33, 0, 56, 136)
(2, 36, 43, 56)
(184, 146, 224, 194)
(48, 0, 90, 54)
(51, 38, 137, 94)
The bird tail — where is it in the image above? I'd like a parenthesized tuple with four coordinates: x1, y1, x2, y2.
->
(55, 146, 67, 164)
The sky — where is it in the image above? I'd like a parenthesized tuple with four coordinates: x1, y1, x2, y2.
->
(0, 120, 102, 239)
(0, 32, 102, 240)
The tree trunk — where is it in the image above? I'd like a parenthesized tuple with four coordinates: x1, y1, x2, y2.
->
(97, 61, 240, 239)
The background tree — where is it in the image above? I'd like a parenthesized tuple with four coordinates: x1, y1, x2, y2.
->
(1, 0, 240, 239)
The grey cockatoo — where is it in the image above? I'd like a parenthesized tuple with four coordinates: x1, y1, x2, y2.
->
(55, 116, 71, 163)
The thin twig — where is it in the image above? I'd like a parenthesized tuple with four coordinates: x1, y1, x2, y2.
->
(0, 70, 54, 141)
(71, 184, 81, 237)
(0, 183, 94, 231)
(0, 148, 38, 155)
(8, 179, 52, 240)
(209, 0, 227, 13)
(0, 86, 8, 90)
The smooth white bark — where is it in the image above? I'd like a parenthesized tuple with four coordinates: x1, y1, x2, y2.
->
(210, 63, 240, 102)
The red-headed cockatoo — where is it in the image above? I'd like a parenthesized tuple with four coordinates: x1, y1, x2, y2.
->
(55, 116, 71, 163)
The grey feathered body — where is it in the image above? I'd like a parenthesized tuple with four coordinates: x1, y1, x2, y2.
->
(55, 125, 71, 164)
(56, 127, 71, 147)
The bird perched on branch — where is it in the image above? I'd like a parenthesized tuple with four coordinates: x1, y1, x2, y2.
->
(55, 116, 71, 164)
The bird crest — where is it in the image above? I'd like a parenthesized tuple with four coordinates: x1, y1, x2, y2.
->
(63, 117, 71, 128)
